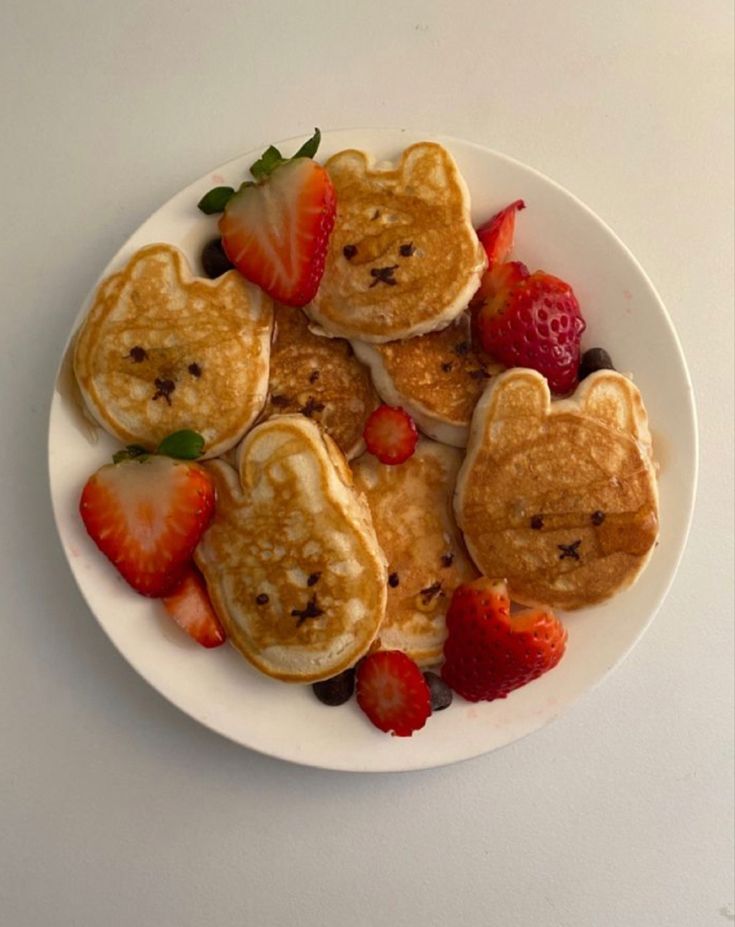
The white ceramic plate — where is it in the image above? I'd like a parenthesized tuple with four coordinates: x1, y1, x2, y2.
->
(48, 129, 697, 772)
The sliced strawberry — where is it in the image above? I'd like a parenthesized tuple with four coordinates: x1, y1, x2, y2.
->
(356, 650, 431, 736)
(219, 158, 336, 307)
(162, 566, 226, 648)
(79, 453, 214, 597)
(476, 270, 586, 394)
(476, 199, 525, 269)
(442, 578, 567, 702)
(362, 404, 418, 465)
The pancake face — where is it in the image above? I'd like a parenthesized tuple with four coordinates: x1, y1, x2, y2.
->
(307, 143, 487, 343)
(352, 439, 478, 665)
(352, 314, 504, 447)
(195, 416, 387, 682)
(74, 244, 273, 459)
(455, 369, 659, 610)
(259, 305, 378, 459)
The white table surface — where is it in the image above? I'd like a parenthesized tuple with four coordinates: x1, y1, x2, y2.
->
(1, 2, 733, 925)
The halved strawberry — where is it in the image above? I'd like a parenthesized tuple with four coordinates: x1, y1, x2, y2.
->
(442, 578, 567, 702)
(79, 437, 214, 598)
(356, 650, 431, 736)
(476, 199, 525, 269)
(162, 566, 225, 648)
(216, 131, 336, 307)
(362, 404, 418, 465)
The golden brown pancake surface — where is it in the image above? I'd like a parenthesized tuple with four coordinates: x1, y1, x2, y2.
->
(455, 369, 659, 610)
(73, 244, 273, 458)
(307, 143, 487, 343)
(352, 314, 504, 447)
(352, 439, 478, 664)
(195, 416, 387, 682)
(259, 305, 378, 459)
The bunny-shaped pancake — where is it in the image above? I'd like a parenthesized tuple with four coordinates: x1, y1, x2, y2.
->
(74, 244, 273, 458)
(306, 143, 487, 343)
(195, 416, 387, 682)
(455, 369, 659, 609)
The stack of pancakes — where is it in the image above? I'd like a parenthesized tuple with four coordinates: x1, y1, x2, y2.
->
(73, 142, 659, 684)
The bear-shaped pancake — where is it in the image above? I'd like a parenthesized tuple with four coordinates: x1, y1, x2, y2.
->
(259, 305, 378, 459)
(195, 416, 387, 682)
(306, 142, 487, 343)
(74, 244, 273, 458)
(455, 369, 659, 609)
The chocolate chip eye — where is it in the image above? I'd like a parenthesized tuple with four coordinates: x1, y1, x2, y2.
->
(127, 346, 147, 362)
(530, 515, 544, 530)
(591, 510, 606, 525)
(399, 242, 415, 257)
(343, 244, 358, 260)
(188, 362, 202, 378)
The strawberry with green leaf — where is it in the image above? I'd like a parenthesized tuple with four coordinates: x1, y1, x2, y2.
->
(79, 430, 215, 598)
(198, 129, 336, 307)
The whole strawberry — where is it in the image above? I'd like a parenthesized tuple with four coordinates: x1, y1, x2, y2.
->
(476, 269, 586, 394)
(442, 579, 567, 702)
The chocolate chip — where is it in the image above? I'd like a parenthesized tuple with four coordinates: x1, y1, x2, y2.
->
(152, 378, 175, 405)
(420, 581, 443, 603)
(291, 596, 324, 626)
(343, 244, 358, 260)
(591, 510, 606, 526)
(307, 572, 321, 587)
(188, 362, 202, 378)
(369, 265, 399, 288)
(300, 397, 326, 418)
(399, 242, 415, 257)
(371, 209, 381, 220)
(388, 572, 400, 588)
(453, 341, 470, 356)
(308, 370, 320, 384)
(127, 346, 147, 363)
(441, 552, 454, 568)
(441, 361, 454, 373)
(558, 540, 582, 561)
(530, 515, 544, 530)
(255, 593, 269, 605)
(270, 394, 291, 407)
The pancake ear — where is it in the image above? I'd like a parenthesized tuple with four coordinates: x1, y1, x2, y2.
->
(400, 143, 453, 198)
(578, 371, 648, 441)
(479, 370, 549, 448)
(325, 149, 369, 183)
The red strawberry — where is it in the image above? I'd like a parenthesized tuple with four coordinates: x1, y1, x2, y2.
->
(363, 404, 418, 465)
(219, 155, 335, 307)
(162, 566, 226, 648)
(476, 199, 525, 269)
(356, 650, 431, 736)
(476, 270, 586, 394)
(441, 579, 567, 702)
(79, 449, 215, 598)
